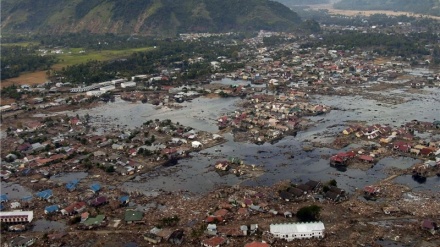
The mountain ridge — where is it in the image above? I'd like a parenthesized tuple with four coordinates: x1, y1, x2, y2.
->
(1, 0, 302, 36)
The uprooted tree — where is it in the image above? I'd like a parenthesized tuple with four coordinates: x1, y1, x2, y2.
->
(296, 205, 321, 222)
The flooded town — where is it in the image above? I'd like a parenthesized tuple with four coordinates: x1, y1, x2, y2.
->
(1, 3, 440, 247)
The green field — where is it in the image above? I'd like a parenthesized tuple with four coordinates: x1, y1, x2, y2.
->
(52, 47, 153, 69)
(1, 42, 40, 47)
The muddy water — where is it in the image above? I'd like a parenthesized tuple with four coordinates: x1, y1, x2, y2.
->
(212, 78, 266, 88)
(394, 175, 440, 192)
(377, 157, 421, 170)
(306, 88, 440, 140)
(72, 96, 241, 133)
(0, 182, 33, 200)
(50, 172, 88, 183)
(55, 82, 440, 194)
(32, 219, 67, 232)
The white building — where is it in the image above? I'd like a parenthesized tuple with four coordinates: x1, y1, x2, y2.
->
(0, 211, 34, 223)
(121, 81, 137, 88)
(100, 85, 116, 92)
(270, 222, 324, 241)
(210, 61, 220, 70)
(0, 105, 12, 112)
(86, 90, 104, 96)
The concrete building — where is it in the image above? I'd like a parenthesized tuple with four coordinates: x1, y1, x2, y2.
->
(100, 85, 116, 92)
(270, 222, 324, 241)
(0, 211, 34, 223)
(121, 81, 136, 88)
(86, 90, 104, 96)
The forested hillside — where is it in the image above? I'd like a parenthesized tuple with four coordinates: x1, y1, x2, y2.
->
(276, 0, 329, 6)
(1, 0, 301, 36)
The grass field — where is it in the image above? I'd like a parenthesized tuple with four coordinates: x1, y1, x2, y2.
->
(1, 42, 40, 47)
(1, 46, 153, 88)
(52, 46, 153, 69)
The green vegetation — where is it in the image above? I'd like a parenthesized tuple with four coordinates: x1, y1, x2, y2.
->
(159, 215, 180, 227)
(296, 205, 321, 222)
(276, 0, 329, 7)
(1, 85, 22, 100)
(301, 32, 435, 58)
(1, 42, 39, 47)
(1, 45, 57, 80)
(334, 0, 440, 17)
(1, 0, 301, 36)
(59, 38, 245, 84)
(54, 47, 153, 68)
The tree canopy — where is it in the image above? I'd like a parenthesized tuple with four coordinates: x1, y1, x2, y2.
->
(297, 205, 321, 222)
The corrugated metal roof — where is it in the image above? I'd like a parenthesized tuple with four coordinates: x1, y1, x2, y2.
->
(270, 222, 324, 234)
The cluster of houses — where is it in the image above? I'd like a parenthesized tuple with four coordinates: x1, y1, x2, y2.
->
(196, 188, 328, 246)
(334, 121, 440, 172)
(279, 180, 347, 203)
(217, 94, 330, 144)
(219, 41, 434, 89)
(1, 112, 225, 181)
(0, 181, 133, 230)
(214, 157, 255, 176)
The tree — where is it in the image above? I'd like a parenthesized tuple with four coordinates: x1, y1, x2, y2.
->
(297, 205, 321, 222)
(105, 166, 115, 173)
(328, 179, 337, 187)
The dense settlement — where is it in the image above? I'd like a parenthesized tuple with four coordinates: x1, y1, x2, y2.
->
(1, 17, 440, 247)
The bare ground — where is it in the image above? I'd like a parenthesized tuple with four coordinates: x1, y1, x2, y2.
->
(1, 71, 48, 88)
(309, 4, 440, 20)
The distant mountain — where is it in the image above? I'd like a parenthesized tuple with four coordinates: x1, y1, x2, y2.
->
(1, 0, 301, 36)
(275, 0, 329, 7)
(334, 0, 440, 16)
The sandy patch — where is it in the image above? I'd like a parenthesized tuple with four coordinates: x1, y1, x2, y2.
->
(309, 4, 440, 20)
(1, 71, 48, 88)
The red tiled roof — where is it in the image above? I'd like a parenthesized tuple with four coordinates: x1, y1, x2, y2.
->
(420, 148, 434, 155)
(202, 236, 226, 247)
(358, 155, 374, 162)
(364, 186, 377, 194)
(205, 216, 223, 223)
(214, 209, 229, 217)
(421, 219, 435, 229)
(245, 242, 270, 247)
(330, 156, 344, 163)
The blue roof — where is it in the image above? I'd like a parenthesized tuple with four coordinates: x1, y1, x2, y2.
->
(120, 196, 129, 203)
(22, 168, 32, 175)
(0, 194, 8, 202)
(66, 179, 80, 191)
(21, 196, 33, 201)
(90, 183, 101, 193)
(36, 189, 53, 200)
(45, 205, 59, 213)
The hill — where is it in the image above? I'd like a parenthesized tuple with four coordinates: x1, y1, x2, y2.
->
(0, 0, 301, 36)
(334, 0, 440, 17)
(275, 0, 329, 7)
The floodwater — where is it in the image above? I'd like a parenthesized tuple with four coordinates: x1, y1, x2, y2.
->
(376, 157, 421, 170)
(0, 182, 33, 200)
(50, 172, 88, 183)
(394, 175, 440, 192)
(72, 96, 241, 133)
(52, 79, 440, 194)
(403, 67, 436, 77)
(32, 219, 67, 232)
(212, 78, 266, 88)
